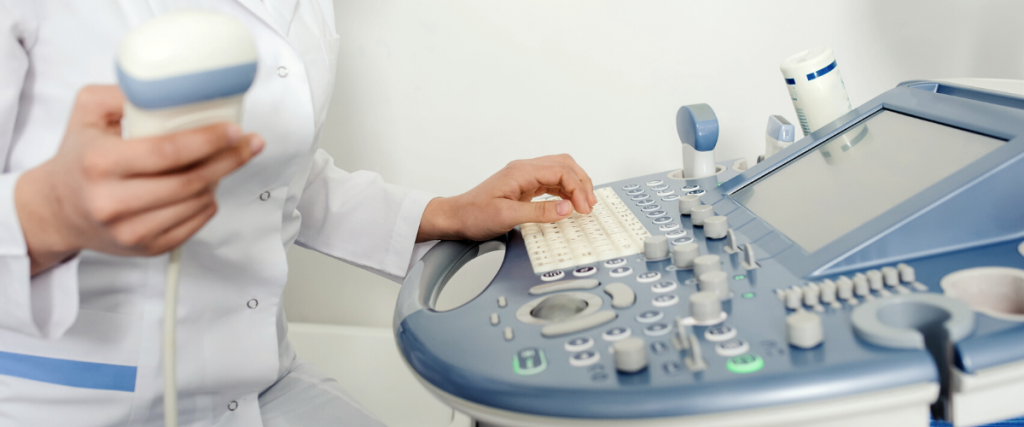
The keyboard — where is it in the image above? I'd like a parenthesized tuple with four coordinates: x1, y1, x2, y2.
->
(520, 187, 652, 273)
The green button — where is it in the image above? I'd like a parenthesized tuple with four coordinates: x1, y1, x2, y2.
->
(733, 274, 746, 280)
(726, 353, 764, 374)
(717, 182, 723, 186)
(513, 348, 547, 376)
(742, 292, 756, 299)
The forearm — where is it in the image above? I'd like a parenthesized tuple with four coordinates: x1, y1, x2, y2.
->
(416, 196, 463, 242)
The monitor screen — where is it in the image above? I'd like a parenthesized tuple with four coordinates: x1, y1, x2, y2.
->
(732, 110, 1005, 253)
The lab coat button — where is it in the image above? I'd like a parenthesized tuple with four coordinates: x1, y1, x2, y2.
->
(228, 401, 238, 411)
(277, 66, 288, 77)
(247, 299, 258, 309)
(260, 191, 271, 201)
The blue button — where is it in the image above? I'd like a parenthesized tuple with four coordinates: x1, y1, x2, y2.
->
(637, 271, 662, 283)
(644, 323, 672, 336)
(652, 294, 679, 307)
(646, 180, 664, 186)
(541, 270, 565, 281)
(631, 194, 649, 201)
(682, 184, 700, 192)
(651, 341, 671, 355)
(646, 211, 667, 218)
(640, 205, 661, 212)
(604, 258, 627, 268)
(626, 188, 644, 195)
(686, 189, 707, 196)
(652, 217, 672, 224)
(565, 337, 594, 352)
(636, 310, 663, 323)
(651, 184, 670, 191)
(662, 195, 680, 201)
(665, 230, 688, 239)
(652, 281, 678, 293)
(602, 326, 632, 341)
(569, 350, 601, 367)
(672, 236, 695, 245)
(622, 184, 640, 190)
(636, 199, 656, 206)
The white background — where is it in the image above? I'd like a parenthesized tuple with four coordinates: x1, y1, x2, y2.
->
(284, 0, 1024, 327)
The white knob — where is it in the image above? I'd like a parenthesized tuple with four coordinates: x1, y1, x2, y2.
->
(693, 255, 722, 277)
(881, 266, 899, 286)
(703, 216, 728, 239)
(678, 195, 701, 215)
(897, 263, 915, 283)
(836, 276, 854, 300)
(866, 270, 883, 290)
(613, 337, 648, 373)
(819, 279, 837, 303)
(689, 291, 723, 323)
(803, 283, 820, 307)
(672, 242, 699, 269)
(644, 235, 670, 260)
(853, 274, 870, 296)
(785, 288, 802, 310)
(698, 270, 730, 300)
(690, 205, 714, 226)
(786, 310, 824, 349)
(675, 194, 700, 215)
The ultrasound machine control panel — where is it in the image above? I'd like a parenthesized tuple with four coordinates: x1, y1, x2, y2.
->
(394, 81, 1024, 427)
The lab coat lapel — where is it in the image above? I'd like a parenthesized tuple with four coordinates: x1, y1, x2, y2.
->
(234, 0, 297, 37)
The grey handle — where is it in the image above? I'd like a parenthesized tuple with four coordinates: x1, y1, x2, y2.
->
(393, 236, 508, 329)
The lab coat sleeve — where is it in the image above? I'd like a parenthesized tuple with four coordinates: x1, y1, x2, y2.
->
(295, 149, 438, 283)
(0, 2, 82, 339)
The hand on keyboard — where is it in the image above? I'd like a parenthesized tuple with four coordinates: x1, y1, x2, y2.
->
(416, 154, 597, 242)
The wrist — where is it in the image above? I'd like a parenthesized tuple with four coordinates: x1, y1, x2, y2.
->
(16, 165, 82, 274)
(417, 196, 463, 242)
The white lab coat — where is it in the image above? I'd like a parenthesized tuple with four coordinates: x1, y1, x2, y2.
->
(0, 0, 435, 425)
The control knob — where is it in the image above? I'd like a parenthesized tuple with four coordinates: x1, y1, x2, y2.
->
(613, 337, 648, 373)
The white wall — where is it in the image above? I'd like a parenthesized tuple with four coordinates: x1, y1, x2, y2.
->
(284, 0, 1024, 327)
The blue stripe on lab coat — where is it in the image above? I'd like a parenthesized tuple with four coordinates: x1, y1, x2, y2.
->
(0, 351, 136, 392)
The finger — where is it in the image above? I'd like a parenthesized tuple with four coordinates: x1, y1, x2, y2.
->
(506, 198, 574, 225)
(527, 164, 591, 214)
(146, 203, 219, 255)
(112, 124, 253, 176)
(555, 154, 596, 207)
(72, 85, 125, 131)
(96, 136, 262, 217)
(105, 191, 216, 252)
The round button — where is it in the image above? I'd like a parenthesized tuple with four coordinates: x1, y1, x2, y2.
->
(650, 341, 671, 355)
(622, 184, 640, 190)
(663, 360, 684, 376)
(636, 199, 656, 206)
(715, 338, 751, 357)
(626, 188, 645, 195)
(277, 66, 288, 77)
(259, 191, 271, 201)
(665, 230, 688, 239)
(662, 194, 680, 202)
(672, 236, 695, 246)
(602, 326, 632, 341)
(658, 223, 680, 232)
(630, 194, 649, 201)
(684, 278, 698, 286)
(247, 299, 258, 309)
(643, 323, 672, 336)
(565, 336, 595, 352)
(609, 267, 633, 278)
(651, 184, 670, 191)
(652, 294, 679, 307)
(569, 350, 601, 367)
(646, 180, 664, 186)
(646, 210, 667, 218)
(726, 353, 764, 374)
(651, 281, 678, 293)
(686, 189, 707, 196)
(541, 271, 565, 281)
(604, 258, 627, 268)
(228, 400, 238, 411)
(635, 310, 663, 323)
(652, 217, 672, 225)
(682, 184, 700, 192)
(591, 371, 609, 381)
(656, 190, 675, 197)
(637, 271, 662, 283)
(573, 266, 597, 277)
(704, 324, 738, 342)
(640, 204, 661, 212)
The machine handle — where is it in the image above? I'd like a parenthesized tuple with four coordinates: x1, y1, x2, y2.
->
(394, 235, 508, 330)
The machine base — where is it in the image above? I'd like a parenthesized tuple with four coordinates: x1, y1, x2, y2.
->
(952, 358, 1024, 427)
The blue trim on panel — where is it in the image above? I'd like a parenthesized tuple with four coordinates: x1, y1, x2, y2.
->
(0, 351, 136, 392)
(805, 60, 837, 81)
(785, 78, 796, 85)
(117, 62, 257, 109)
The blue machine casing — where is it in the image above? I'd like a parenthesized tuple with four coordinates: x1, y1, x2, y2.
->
(394, 81, 1024, 421)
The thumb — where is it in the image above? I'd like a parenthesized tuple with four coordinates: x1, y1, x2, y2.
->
(513, 199, 574, 224)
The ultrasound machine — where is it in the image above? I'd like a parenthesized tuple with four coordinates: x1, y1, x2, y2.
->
(393, 79, 1024, 427)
